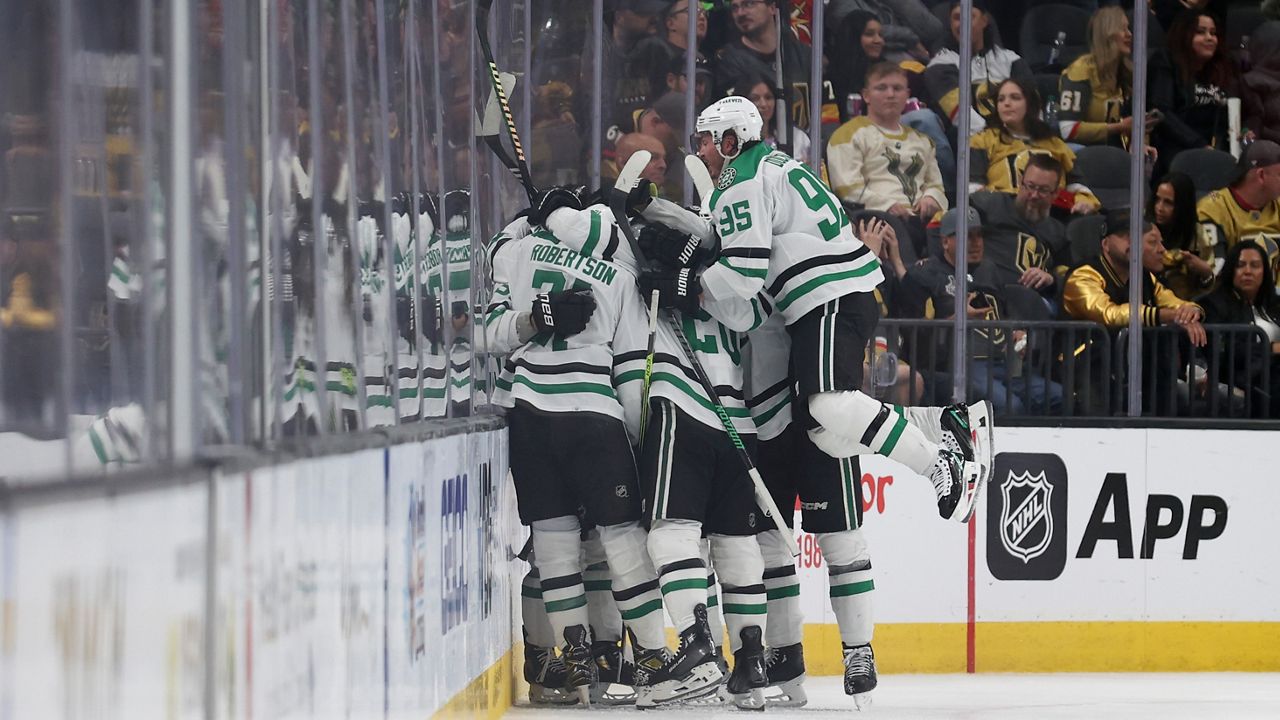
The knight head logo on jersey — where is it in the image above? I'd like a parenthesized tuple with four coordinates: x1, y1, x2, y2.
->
(987, 452, 1067, 581)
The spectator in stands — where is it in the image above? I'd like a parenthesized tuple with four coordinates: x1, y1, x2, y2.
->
(925, 0, 1031, 135)
(828, 0, 945, 62)
(656, 52, 715, 112)
(1153, 0, 1226, 34)
(828, 11, 928, 122)
(1065, 209, 1206, 342)
(632, 0, 709, 76)
(1198, 240, 1280, 417)
(901, 207, 1063, 412)
(727, 72, 812, 162)
(828, 10, 954, 190)
(615, 133, 668, 190)
(1065, 210, 1207, 413)
(969, 78, 1100, 214)
(601, 1, 666, 172)
(828, 62, 947, 265)
(1147, 10, 1235, 180)
(1197, 140, 1280, 289)
(1150, 171, 1215, 300)
(1059, 6, 1153, 149)
(715, 0, 812, 115)
(969, 155, 1071, 312)
(1240, 21, 1280, 145)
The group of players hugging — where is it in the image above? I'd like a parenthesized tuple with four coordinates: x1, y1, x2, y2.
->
(484, 95, 994, 711)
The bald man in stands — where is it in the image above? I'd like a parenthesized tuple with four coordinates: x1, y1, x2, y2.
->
(616, 132, 668, 190)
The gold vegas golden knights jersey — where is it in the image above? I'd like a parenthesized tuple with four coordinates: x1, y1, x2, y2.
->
(1197, 187, 1280, 288)
(968, 128, 1099, 207)
(1058, 55, 1127, 147)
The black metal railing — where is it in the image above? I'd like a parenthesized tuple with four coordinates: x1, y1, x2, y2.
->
(870, 319, 1279, 422)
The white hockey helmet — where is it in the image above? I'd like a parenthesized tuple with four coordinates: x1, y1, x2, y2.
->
(695, 96, 763, 160)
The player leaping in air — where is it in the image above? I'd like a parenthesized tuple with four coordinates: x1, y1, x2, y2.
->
(639, 96, 995, 702)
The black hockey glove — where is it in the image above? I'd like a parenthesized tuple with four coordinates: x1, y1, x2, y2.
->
(531, 288, 596, 337)
(625, 178, 657, 216)
(421, 291, 444, 347)
(639, 266, 702, 315)
(528, 185, 585, 227)
(638, 223, 712, 270)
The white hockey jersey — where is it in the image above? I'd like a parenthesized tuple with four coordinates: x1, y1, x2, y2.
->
(485, 215, 647, 439)
(700, 143, 884, 325)
(546, 205, 762, 437)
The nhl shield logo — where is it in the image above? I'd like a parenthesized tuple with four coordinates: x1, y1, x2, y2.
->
(999, 470, 1053, 563)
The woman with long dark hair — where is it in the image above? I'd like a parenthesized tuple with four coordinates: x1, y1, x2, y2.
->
(1147, 10, 1235, 176)
(968, 77, 1099, 213)
(1198, 240, 1280, 416)
(1149, 171, 1214, 299)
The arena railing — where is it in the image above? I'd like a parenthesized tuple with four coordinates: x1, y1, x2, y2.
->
(872, 319, 1280, 428)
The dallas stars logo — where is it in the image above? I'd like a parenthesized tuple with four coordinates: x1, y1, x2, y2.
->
(716, 166, 737, 190)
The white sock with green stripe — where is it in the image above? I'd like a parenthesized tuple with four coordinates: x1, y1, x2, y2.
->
(809, 391, 939, 476)
(819, 530, 874, 646)
(648, 519, 707, 633)
(701, 538, 726, 650)
(758, 529, 803, 648)
(520, 563, 558, 648)
(899, 405, 944, 444)
(582, 534, 623, 643)
(599, 521, 666, 649)
(531, 519, 590, 646)
(710, 534, 768, 653)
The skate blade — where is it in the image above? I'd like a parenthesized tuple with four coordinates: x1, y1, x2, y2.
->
(852, 690, 874, 710)
(763, 678, 808, 708)
(591, 682, 637, 706)
(528, 684, 581, 706)
(969, 400, 995, 485)
(717, 686, 766, 711)
(636, 663, 724, 708)
(953, 458, 982, 523)
(576, 685, 592, 707)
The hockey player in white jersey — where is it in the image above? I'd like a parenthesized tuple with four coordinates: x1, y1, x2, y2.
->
(638, 96, 995, 704)
(536, 194, 772, 709)
(484, 195, 673, 706)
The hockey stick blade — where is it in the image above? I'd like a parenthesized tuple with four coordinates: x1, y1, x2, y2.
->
(479, 71, 516, 139)
(683, 154, 715, 222)
(609, 149, 651, 261)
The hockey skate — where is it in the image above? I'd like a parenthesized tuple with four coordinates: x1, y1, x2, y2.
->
(929, 448, 977, 521)
(762, 642, 808, 708)
(843, 643, 878, 710)
(719, 626, 768, 710)
(561, 625, 597, 706)
(590, 639, 637, 705)
(523, 641, 578, 705)
(635, 604, 724, 708)
(939, 401, 993, 522)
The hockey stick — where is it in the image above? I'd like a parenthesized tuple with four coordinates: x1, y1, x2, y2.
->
(683, 155, 715, 224)
(615, 150, 664, 446)
(612, 156, 800, 557)
(476, 0, 537, 204)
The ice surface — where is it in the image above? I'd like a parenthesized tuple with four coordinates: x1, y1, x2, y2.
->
(504, 673, 1280, 719)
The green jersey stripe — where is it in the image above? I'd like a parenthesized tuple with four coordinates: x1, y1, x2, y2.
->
(775, 262, 882, 312)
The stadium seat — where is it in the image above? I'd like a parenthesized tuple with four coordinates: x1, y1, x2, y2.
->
(1169, 148, 1238, 199)
(1073, 145, 1133, 210)
(1018, 4, 1091, 73)
(1225, 3, 1265, 56)
(1067, 214, 1106, 266)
